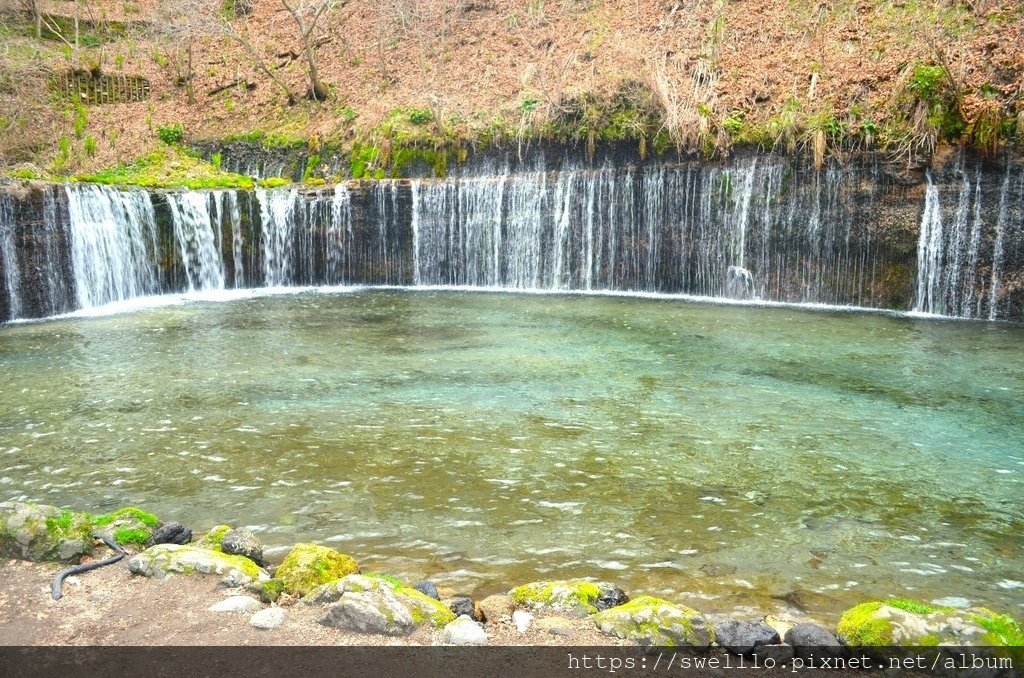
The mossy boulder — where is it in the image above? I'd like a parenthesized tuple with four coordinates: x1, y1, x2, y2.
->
(317, 574, 456, 635)
(305, 574, 455, 627)
(592, 595, 715, 647)
(0, 501, 94, 562)
(838, 598, 1024, 647)
(196, 524, 232, 552)
(274, 543, 359, 597)
(127, 543, 269, 586)
(93, 507, 160, 549)
(508, 580, 626, 614)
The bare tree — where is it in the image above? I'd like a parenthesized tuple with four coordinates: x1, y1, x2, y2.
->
(155, 0, 222, 104)
(282, 0, 346, 101)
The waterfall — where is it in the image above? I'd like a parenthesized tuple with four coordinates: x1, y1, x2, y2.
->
(165, 191, 226, 292)
(0, 193, 21, 319)
(66, 184, 160, 309)
(914, 174, 945, 314)
(1, 151, 1022, 323)
(257, 188, 298, 286)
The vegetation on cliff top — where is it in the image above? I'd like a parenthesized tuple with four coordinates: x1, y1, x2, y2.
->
(1, 0, 1022, 182)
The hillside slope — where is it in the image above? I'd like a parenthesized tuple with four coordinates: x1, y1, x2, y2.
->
(1, 0, 1022, 179)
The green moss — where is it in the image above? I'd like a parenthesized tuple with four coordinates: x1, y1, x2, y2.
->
(884, 597, 952, 615)
(258, 177, 290, 188)
(46, 509, 75, 533)
(257, 578, 285, 603)
(302, 154, 321, 182)
(76, 147, 253, 189)
(94, 507, 159, 528)
(395, 586, 457, 627)
(113, 527, 151, 548)
(197, 524, 231, 551)
(275, 543, 359, 597)
(364, 571, 404, 588)
(509, 580, 604, 613)
(837, 601, 893, 646)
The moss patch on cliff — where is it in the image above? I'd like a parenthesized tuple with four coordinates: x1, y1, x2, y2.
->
(75, 147, 254, 190)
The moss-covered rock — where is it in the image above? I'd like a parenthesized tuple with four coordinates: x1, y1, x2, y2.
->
(838, 598, 1024, 647)
(126, 543, 269, 586)
(93, 506, 160, 549)
(316, 573, 455, 635)
(592, 595, 715, 647)
(274, 543, 359, 597)
(508, 580, 626, 614)
(0, 501, 94, 562)
(196, 524, 232, 552)
(304, 574, 455, 628)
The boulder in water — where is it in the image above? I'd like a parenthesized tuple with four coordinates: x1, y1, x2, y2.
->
(220, 528, 264, 565)
(592, 595, 715, 647)
(508, 580, 627, 614)
(274, 543, 359, 597)
(146, 522, 192, 547)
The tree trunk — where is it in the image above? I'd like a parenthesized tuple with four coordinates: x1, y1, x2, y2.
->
(186, 38, 195, 105)
(303, 37, 327, 100)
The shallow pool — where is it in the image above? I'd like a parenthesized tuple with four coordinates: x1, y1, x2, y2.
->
(1, 289, 1021, 619)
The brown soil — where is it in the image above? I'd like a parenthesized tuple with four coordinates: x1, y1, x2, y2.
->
(0, 557, 628, 646)
(2, 0, 1022, 171)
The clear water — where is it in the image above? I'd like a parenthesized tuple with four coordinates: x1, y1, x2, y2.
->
(1, 289, 1022, 619)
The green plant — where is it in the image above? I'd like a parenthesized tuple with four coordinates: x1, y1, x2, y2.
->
(55, 136, 72, 171)
(722, 110, 745, 136)
(408, 108, 432, 125)
(908, 64, 946, 101)
(521, 97, 539, 113)
(157, 123, 184, 144)
(211, 151, 222, 170)
(73, 103, 88, 139)
(83, 135, 97, 158)
(302, 154, 321, 182)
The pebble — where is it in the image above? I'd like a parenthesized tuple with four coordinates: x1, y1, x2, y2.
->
(250, 607, 286, 630)
(512, 610, 534, 634)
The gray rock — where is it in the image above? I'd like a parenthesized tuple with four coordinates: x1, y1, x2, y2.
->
(413, 581, 440, 600)
(146, 522, 192, 547)
(715, 620, 781, 655)
(127, 543, 269, 586)
(596, 584, 628, 611)
(323, 589, 415, 636)
(220, 528, 264, 565)
(445, 595, 481, 621)
(592, 595, 715, 647)
(784, 623, 845, 659)
(440, 615, 488, 645)
(208, 596, 263, 613)
(250, 607, 286, 630)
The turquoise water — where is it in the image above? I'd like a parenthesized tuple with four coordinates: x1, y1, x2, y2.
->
(1, 290, 1022, 619)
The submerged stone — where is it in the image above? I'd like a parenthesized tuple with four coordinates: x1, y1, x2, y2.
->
(592, 595, 714, 647)
(274, 543, 359, 597)
(0, 501, 93, 562)
(508, 580, 627, 614)
(127, 543, 269, 586)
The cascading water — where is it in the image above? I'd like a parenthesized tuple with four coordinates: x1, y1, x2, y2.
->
(912, 157, 1024, 319)
(65, 184, 160, 309)
(1, 151, 1022, 323)
(0, 193, 22, 319)
(165, 191, 226, 292)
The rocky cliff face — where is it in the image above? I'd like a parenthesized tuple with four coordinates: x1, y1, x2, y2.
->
(1, 147, 1021, 323)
